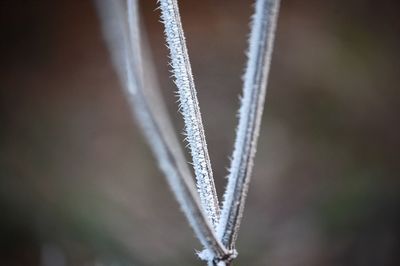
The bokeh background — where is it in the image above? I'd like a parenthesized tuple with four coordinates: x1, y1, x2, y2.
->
(1, 0, 399, 265)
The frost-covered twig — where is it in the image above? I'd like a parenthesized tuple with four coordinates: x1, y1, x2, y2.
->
(96, 0, 229, 260)
(158, 0, 220, 228)
(217, 0, 281, 250)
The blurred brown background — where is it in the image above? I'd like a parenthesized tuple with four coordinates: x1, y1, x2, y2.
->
(1, 0, 400, 265)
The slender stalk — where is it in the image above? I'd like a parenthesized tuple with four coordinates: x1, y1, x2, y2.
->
(96, 0, 229, 260)
(217, 0, 281, 250)
(158, 0, 220, 228)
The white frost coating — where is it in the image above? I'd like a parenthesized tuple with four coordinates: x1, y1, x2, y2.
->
(217, 0, 281, 249)
(127, 0, 142, 81)
(96, 0, 228, 261)
(158, 0, 220, 227)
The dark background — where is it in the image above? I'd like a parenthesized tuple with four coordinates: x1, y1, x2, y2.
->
(1, 0, 399, 265)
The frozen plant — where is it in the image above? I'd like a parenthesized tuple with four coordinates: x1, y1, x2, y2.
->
(96, 0, 280, 265)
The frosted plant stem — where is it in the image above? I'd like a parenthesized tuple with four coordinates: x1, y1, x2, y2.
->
(158, 0, 220, 227)
(96, 0, 229, 260)
(217, 0, 281, 250)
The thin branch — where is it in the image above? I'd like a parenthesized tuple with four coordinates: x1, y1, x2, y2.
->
(157, 0, 220, 228)
(217, 0, 281, 250)
(95, 0, 229, 260)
